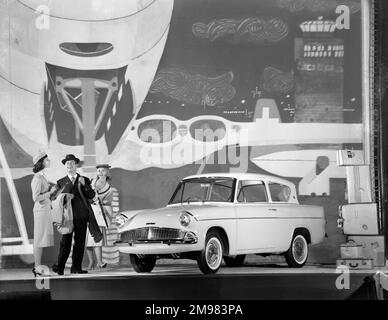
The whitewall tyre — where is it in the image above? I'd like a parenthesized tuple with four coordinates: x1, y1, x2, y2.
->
(197, 231, 224, 274)
(285, 234, 308, 268)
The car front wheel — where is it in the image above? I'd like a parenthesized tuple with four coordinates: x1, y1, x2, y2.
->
(223, 255, 246, 267)
(197, 231, 224, 274)
(129, 254, 156, 273)
(285, 233, 308, 268)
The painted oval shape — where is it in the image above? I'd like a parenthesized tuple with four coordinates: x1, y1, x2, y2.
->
(59, 42, 114, 57)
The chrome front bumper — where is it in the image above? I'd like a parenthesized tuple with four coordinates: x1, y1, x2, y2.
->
(114, 241, 202, 254)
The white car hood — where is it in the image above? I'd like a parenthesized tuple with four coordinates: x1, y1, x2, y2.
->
(119, 203, 229, 231)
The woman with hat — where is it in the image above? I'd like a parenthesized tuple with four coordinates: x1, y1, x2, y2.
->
(31, 151, 57, 276)
(85, 164, 114, 270)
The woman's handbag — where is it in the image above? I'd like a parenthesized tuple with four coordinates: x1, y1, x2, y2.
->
(92, 203, 109, 228)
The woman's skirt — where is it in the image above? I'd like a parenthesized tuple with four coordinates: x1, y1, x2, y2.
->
(33, 209, 54, 248)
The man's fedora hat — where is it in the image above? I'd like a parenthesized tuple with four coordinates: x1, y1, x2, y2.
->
(61, 154, 80, 165)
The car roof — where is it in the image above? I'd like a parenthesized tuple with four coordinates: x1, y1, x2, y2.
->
(183, 173, 294, 186)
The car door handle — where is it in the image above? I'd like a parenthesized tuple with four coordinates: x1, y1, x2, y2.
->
(268, 208, 277, 211)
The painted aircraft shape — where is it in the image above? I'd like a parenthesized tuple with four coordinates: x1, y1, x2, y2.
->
(251, 149, 346, 195)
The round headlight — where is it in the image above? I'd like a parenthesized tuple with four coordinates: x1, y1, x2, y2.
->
(114, 215, 127, 228)
(180, 212, 191, 227)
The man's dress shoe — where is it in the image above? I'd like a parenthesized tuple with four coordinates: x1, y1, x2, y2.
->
(70, 268, 88, 274)
(52, 264, 64, 276)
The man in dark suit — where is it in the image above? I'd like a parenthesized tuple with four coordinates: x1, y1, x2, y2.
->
(52, 154, 100, 275)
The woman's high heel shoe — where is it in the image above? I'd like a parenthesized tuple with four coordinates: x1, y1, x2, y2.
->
(32, 267, 43, 277)
(97, 262, 107, 269)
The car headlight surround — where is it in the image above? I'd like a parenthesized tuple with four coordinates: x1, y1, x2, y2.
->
(179, 211, 191, 227)
(114, 214, 128, 228)
(183, 231, 198, 243)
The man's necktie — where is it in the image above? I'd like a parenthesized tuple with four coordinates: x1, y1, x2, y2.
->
(71, 176, 76, 184)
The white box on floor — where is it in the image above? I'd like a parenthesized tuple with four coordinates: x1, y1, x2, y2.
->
(349, 236, 386, 267)
(337, 258, 373, 270)
(340, 203, 379, 235)
(340, 241, 364, 259)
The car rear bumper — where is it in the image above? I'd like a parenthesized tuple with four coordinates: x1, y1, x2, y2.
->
(115, 242, 202, 254)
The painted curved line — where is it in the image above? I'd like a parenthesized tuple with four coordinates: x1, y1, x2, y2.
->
(0, 73, 40, 95)
(59, 42, 114, 57)
(131, 23, 170, 60)
(15, 0, 157, 22)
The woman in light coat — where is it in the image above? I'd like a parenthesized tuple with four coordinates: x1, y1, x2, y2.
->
(85, 164, 114, 269)
(31, 151, 57, 276)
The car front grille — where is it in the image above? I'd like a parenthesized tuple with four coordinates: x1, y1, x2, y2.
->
(121, 227, 184, 242)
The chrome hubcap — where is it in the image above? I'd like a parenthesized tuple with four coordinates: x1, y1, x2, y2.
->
(292, 236, 307, 264)
(206, 238, 222, 269)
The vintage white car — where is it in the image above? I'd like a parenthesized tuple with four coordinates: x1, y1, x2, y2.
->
(114, 173, 326, 274)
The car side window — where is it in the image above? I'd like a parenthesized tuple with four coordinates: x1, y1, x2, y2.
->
(237, 180, 268, 203)
(268, 182, 291, 202)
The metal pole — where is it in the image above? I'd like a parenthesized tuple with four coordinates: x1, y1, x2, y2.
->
(361, 0, 371, 166)
(81, 78, 97, 176)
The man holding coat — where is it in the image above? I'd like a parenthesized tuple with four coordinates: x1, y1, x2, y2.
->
(52, 154, 102, 275)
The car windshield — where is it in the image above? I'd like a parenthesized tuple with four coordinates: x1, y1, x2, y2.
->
(169, 177, 235, 204)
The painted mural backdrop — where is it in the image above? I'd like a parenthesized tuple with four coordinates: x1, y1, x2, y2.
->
(0, 0, 363, 267)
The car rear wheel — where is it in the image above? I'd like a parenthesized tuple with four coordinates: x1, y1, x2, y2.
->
(223, 255, 246, 267)
(197, 231, 224, 274)
(129, 254, 156, 273)
(285, 233, 308, 268)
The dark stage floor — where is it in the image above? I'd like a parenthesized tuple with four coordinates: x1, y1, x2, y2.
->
(0, 263, 384, 300)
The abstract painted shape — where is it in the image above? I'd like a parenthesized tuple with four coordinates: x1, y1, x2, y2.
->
(253, 98, 281, 120)
(112, 101, 364, 171)
(192, 17, 288, 44)
(0, 0, 174, 172)
(276, 0, 361, 13)
(251, 149, 347, 195)
(0, 139, 32, 256)
(262, 67, 294, 93)
(44, 64, 133, 154)
(149, 68, 236, 107)
(138, 119, 177, 143)
(299, 158, 333, 196)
